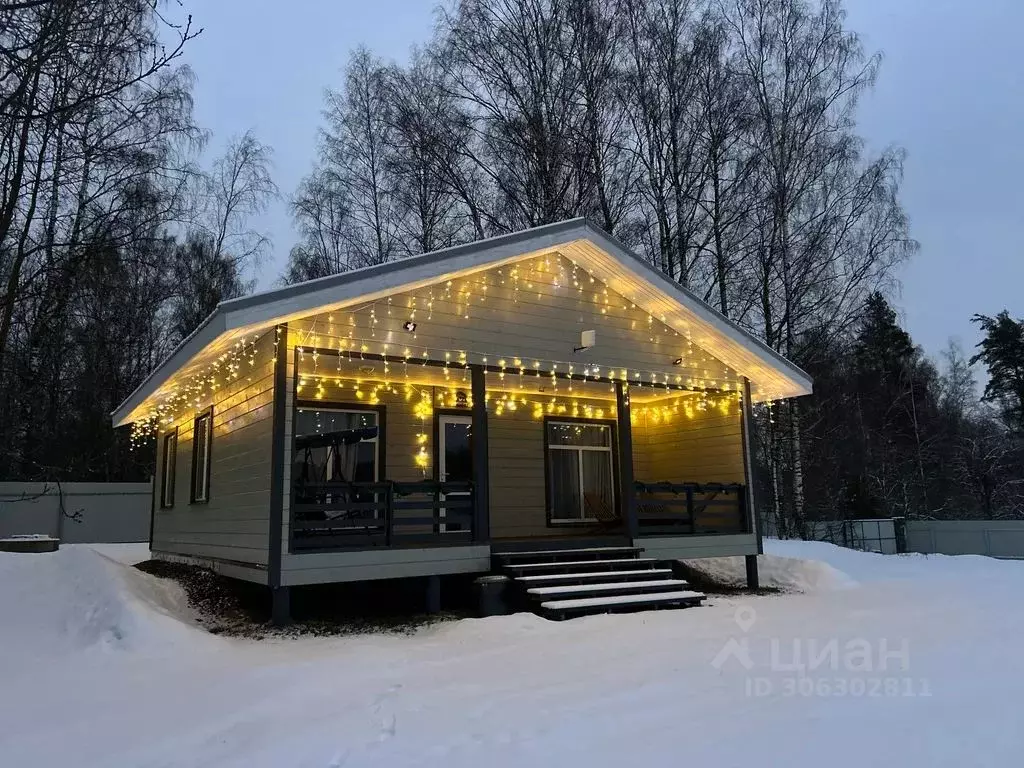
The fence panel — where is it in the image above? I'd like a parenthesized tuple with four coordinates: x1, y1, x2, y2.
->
(905, 520, 1024, 559)
(0, 482, 152, 543)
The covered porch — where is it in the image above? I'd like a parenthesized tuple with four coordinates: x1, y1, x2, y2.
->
(286, 347, 754, 554)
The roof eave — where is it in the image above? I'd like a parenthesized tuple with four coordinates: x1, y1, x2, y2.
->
(111, 310, 228, 427)
(111, 217, 813, 426)
(577, 220, 814, 397)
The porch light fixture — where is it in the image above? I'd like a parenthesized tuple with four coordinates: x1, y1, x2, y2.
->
(672, 357, 684, 366)
(403, 321, 417, 332)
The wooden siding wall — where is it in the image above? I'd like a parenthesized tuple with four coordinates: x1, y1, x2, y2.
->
(288, 252, 736, 391)
(632, 405, 744, 485)
(153, 333, 276, 565)
(488, 407, 550, 539)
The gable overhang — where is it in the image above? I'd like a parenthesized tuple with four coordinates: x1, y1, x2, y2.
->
(112, 219, 812, 427)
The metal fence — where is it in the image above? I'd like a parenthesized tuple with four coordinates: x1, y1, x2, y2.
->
(769, 516, 1024, 560)
(904, 520, 1024, 560)
(0, 481, 152, 543)
(763, 517, 903, 554)
(801, 518, 902, 554)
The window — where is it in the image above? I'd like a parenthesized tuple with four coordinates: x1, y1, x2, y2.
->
(191, 408, 213, 503)
(546, 421, 615, 523)
(294, 408, 380, 486)
(160, 430, 177, 508)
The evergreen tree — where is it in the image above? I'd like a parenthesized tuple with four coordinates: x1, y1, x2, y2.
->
(972, 311, 1024, 434)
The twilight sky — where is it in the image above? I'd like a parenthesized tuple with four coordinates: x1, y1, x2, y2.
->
(180, 0, 1022, 362)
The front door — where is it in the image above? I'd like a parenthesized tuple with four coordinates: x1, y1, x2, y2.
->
(438, 414, 473, 532)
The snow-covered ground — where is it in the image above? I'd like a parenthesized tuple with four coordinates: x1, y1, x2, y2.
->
(2, 541, 1022, 767)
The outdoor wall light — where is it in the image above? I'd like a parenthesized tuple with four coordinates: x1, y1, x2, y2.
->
(672, 357, 684, 366)
(403, 321, 417, 332)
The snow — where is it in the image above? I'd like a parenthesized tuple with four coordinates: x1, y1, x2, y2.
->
(517, 567, 673, 582)
(539, 590, 704, 610)
(684, 546, 858, 592)
(2, 540, 1024, 766)
(527, 578, 688, 595)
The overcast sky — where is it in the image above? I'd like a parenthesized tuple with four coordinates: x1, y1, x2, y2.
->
(180, 0, 1022, 363)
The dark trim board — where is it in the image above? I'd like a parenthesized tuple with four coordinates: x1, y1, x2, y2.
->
(189, 404, 214, 505)
(470, 364, 490, 542)
(292, 347, 728, 396)
(740, 377, 762, 551)
(541, 415, 621, 529)
(615, 382, 638, 539)
(268, 324, 289, 606)
(159, 427, 178, 509)
(148, 473, 156, 550)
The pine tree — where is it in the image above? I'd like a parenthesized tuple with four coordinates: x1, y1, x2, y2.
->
(971, 311, 1024, 434)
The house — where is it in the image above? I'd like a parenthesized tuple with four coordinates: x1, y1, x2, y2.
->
(112, 219, 812, 622)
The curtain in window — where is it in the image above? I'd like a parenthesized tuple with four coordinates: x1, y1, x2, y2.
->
(581, 451, 614, 519)
(549, 450, 582, 519)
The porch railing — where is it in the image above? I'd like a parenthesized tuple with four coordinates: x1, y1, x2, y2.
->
(634, 481, 747, 536)
(291, 480, 474, 552)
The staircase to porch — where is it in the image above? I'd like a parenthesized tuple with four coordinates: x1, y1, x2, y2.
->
(493, 546, 706, 620)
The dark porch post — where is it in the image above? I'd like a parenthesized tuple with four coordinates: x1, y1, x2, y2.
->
(615, 382, 638, 540)
(469, 364, 490, 543)
(740, 377, 760, 590)
(269, 323, 291, 625)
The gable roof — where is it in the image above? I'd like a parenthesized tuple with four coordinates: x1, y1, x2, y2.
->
(112, 218, 812, 426)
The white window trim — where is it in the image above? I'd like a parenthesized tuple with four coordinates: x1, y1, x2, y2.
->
(438, 414, 473, 533)
(546, 422, 614, 523)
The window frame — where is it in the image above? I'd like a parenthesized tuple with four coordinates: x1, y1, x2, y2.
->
(190, 406, 214, 504)
(160, 427, 178, 509)
(292, 401, 386, 484)
(543, 417, 619, 526)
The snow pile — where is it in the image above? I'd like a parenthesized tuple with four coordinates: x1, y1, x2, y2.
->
(684, 549, 857, 592)
(0, 544, 201, 662)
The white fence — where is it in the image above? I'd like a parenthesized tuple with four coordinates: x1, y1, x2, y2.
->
(0, 481, 152, 543)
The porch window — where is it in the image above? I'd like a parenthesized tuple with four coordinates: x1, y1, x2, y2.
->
(546, 421, 615, 523)
(160, 429, 177, 508)
(294, 408, 379, 485)
(191, 408, 213, 503)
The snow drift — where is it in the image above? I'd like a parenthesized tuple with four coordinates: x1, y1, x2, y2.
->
(683, 549, 857, 592)
(0, 544, 202, 662)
